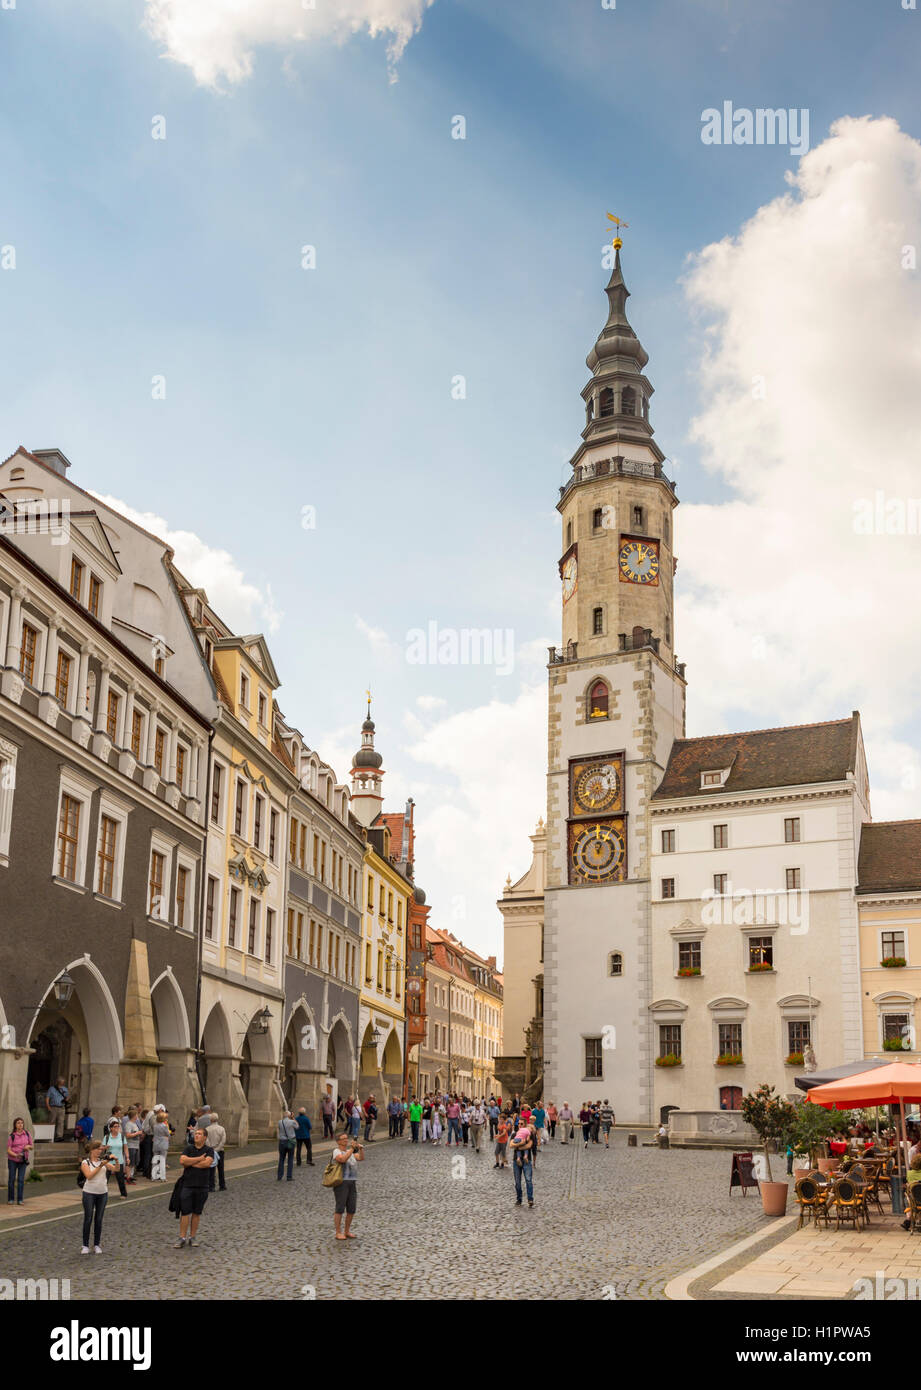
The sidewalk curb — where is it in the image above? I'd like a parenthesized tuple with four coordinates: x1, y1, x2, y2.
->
(663, 1212, 800, 1300)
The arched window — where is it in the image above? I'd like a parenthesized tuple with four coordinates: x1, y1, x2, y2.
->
(566, 519, 573, 548)
(588, 680, 609, 719)
(586, 396, 595, 421)
(599, 388, 615, 418)
(621, 386, 636, 416)
(609, 952, 623, 977)
(719, 1086, 742, 1112)
(632, 505, 644, 529)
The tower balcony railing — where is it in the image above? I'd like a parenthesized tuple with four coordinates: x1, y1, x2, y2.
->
(548, 641, 578, 665)
(559, 455, 677, 502)
(619, 628, 659, 655)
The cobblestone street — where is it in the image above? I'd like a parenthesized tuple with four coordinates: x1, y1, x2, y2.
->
(0, 1134, 778, 1300)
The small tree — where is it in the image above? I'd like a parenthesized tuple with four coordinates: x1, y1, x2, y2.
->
(741, 1083, 797, 1182)
(789, 1100, 839, 1167)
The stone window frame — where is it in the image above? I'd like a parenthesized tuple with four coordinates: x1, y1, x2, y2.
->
(873, 991, 916, 1051)
(777, 994, 820, 1060)
(583, 674, 612, 722)
(147, 829, 176, 923)
(608, 950, 624, 978)
(174, 846, 197, 933)
(92, 790, 132, 906)
(878, 927, 909, 966)
(51, 764, 98, 891)
(707, 996, 748, 1064)
(0, 732, 19, 867)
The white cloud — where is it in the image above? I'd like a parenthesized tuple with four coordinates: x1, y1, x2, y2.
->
(354, 614, 401, 663)
(92, 493, 282, 635)
(416, 694, 447, 711)
(678, 116, 921, 818)
(142, 0, 435, 88)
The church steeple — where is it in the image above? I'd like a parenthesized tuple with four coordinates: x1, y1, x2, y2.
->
(350, 694, 385, 827)
(573, 247, 663, 467)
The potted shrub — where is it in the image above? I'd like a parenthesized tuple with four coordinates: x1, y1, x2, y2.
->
(740, 1083, 797, 1216)
(883, 1037, 907, 1052)
(785, 1052, 805, 1067)
(789, 1099, 840, 1170)
(716, 1053, 744, 1066)
(655, 1054, 681, 1068)
(881, 957, 907, 968)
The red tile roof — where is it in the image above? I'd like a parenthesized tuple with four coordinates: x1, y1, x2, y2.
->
(652, 714, 860, 800)
(857, 821, 921, 895)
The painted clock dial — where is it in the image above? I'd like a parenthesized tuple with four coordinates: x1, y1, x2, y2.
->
(561, 554, 577, 603)
(619, 537, 659, 585)
(570, 754, 624, 816)
(568, 818, 627, 885)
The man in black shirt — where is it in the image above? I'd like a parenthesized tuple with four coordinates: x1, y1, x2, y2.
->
(176, 1127, 215, 1249)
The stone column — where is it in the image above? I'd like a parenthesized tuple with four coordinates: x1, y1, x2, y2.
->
(117, 939, 161, 1110)
(38, 617, 62, 726)
(119, 684, 139, 776)
(71, 645, 93, 748)
(0, 584, 28, 702)
(94, 662, 111, 733)
(143, 703, 161, 792)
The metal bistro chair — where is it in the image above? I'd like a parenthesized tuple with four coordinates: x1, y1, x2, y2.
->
(907, 1183, 921, 1235)
(862, 1166, 885, 1217)
(795, 1176, 829, 1230)
(832, 1176, 866, 1232)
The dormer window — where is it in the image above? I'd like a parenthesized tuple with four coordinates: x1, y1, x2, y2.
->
(700, 769, 729, 789)
(70, 557, 84, 601)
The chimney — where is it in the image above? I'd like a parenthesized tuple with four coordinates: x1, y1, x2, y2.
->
(31, 448, 73, 478)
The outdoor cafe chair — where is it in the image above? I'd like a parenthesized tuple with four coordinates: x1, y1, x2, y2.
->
(795, 1176, 829, 1231)
(907, 1183, 921, 1235)
(831, 1176, 866, 1232)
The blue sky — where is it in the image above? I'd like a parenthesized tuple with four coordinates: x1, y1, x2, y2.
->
(2, 0, 920, 956)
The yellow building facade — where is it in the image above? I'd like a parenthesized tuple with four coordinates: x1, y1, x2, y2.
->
(857, 821, 921, 1059)
(357, 833, 410, 1101)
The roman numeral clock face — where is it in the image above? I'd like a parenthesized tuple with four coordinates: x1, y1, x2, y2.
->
(568, 754, 627, 885)
(619, 536, 659, 584)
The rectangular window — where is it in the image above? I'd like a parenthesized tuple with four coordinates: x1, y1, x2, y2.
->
(334, 936, 340, 976)
(254, 794, 263, 849)
(57, 795, 81, 881)
(786, 867, 801, 890)
(131, 709, 144, 760)
(211, 763, 222, 823)
(240, 672, 249, 709)
(713, 873, 728, 894)
(176, 865, 189, 929)
(309, 919, 316, 963)
(702, 771, 722, 786)
(258, 692, 267, 726)
(205, 877, 217, 940)
(788, 1020, 811, 1054)
(313, 834, 319, 876)
(882, 931, 906, 962)
(884, 1014, 909, 1045)
(592, 607, 603, 635)
(70, 557, 84, 601)
(154, 728, 166, 777)
(749, 936, 774, 970)
(713, 824, 728, 849)
(269, 810, 278, 861)
(718, 1023, 742, 1059)
(299, 825, 306, 868)
(287, 907, 295, 956)
(328, 934, 334, 974)
(397, 899, 403, 929)
(248, 900, 259, 955)
(377, 949, 383, 989)
(367, 875, 374, 909)
(265, 908, 274, 964)
(289, 818, 298, 863)
(106, 690, 120, 742)
(88, 574, 102, 617)
(20, 623, 37, 685)
(320, 841, 326, 881)
(148, 851, 165, 917)
(365, 942, 371, 982)
(379, 885, 385, 916)
(296, 912, 303, 959)
(661, 878, 675, 899)
(176, 744, 186, 791)
(784, 817, 801, 843)
(584, 1037, 603, 1078)
(96, 816, 117, 898)
(387, 891, 393, 923)
(55, 650, 72, 705)
(659, 1024, 681, 1061)
(234, 781, 245, 837)
(228, 887, 240, 948)
(661, 829, 675, 853)
(315, 923, 323, 967)
(678, 940, 700, 972)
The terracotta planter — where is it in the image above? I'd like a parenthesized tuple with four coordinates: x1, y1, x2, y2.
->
(818, 1157, 840, 1175)
(759, 1180, 789, 1217)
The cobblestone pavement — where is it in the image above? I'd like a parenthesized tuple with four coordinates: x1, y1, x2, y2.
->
(0, 1133, 779, 1300)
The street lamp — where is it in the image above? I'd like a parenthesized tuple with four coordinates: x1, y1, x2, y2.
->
(52, 971, 75, 1009)
(253, 1007, 272, 1035)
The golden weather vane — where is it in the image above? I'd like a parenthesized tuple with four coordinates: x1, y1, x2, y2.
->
(605, 212, 629, 249)
(366, 687, 372, 717)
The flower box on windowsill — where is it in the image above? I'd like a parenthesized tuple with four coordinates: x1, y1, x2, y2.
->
(747, 963, 774, 973)
(655, 1054, 682, 1068)
(884, 1037, 909, 1051)
(676, 967, 701, 977)
(880, 957, 907, 968)
(785, 1052, 805, 1067)
(715, 1054, 744, 1066)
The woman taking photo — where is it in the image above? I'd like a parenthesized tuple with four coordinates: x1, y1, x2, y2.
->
(80, 1140, 118, 1253)
(7, 1117, 33, 1205)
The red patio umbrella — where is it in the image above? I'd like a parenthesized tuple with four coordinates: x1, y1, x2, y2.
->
(806, 1061, 921, 1192)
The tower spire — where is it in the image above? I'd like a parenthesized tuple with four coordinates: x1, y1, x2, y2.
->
(350, 697, 384, 827)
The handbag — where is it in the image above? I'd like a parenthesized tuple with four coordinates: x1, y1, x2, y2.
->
(322, 1157, 344, 1188)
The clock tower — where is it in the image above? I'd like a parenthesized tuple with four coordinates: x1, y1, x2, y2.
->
(543, 245, 687, 1123)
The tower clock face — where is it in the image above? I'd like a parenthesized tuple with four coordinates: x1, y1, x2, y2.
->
(568, 818, 627, 885)
(561, 555, 578, 603)
(571, 754, 624, 816)
(619, 537, 659, 585)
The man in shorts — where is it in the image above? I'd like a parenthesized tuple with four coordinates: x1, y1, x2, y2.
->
(176, 1126, 215, 1249)
(332, 1132, 364, 1240)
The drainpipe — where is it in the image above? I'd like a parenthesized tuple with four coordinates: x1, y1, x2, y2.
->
(192, 727, 215, 1106)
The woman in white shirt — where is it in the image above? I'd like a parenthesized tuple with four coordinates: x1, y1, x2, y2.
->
(80, 1141, 118, 1254)
(103, 1118, 128, 1197)
(331, 1134, 364, 1240)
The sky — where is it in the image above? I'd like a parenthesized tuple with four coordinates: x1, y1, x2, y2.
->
(2, 0, 920, 960)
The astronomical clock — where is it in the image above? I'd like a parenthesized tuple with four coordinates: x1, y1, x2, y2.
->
(567, 752, 627, 885)
(618, 535, 659, 585)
